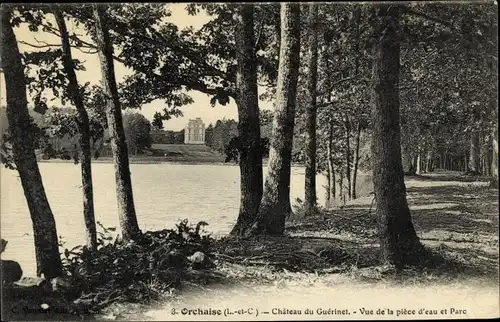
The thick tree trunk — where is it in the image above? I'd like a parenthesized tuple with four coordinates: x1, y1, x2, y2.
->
(468, 130, 481, 174)
(1, 8, 63, 278)
(230, 4, 263, 236)
(247, 3, 300, 236)
(54, 10, 97, 250)
(304, 3, 319, 215)
(352, 122, 361, 199)
(93, 5, 140, 240)
(371, 5, 423, 267)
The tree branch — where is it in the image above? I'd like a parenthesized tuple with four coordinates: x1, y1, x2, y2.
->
(36, 20, 234, 99)
(18, 41, 60, 48)
(254, 13, 266, 51)
(403, 8, 456, 31)
(317, 74, 367, 97)
(75, 47, 98, 55)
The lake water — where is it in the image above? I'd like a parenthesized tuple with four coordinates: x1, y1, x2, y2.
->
(1, 162, 372, 276)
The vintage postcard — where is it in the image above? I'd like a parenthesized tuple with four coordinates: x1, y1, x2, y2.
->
(1, 1, 498, 321)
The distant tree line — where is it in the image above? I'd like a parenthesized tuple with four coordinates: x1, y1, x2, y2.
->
(1, 106, 154, 160)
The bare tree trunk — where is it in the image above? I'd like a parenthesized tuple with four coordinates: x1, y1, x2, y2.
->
(492, 126, 498, 187)
(304, 3, 319, 215)
(371, 5, 423, 267)
(344, 117, 352, 200)
(54, 10, 97, 250)
(468, 130, 481, 174)
(1, 8, 62, 278)
(230, 4, 263, 236)
(339, 170, 344, 202)
(425, 150, 433, 173)
(93, 5, 140, 241)
(483, 134, 492, 177)
(327, 123, 336, 203)
(325, 169, 331, 208)
(352, 122, 361, 199)
(402, 147, 412, 174)
(416, 152, 421, 175)
(247, 3, 300, 236)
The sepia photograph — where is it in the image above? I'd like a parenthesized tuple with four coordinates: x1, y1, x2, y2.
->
(0, 1, 498, 320)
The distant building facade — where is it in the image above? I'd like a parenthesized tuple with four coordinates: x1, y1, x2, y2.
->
(184, 118, 205, 145)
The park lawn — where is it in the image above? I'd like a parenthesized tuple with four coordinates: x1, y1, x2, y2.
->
(99, 172, 499, 321)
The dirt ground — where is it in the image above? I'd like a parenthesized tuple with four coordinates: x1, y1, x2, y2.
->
(100, 172, 499, 321)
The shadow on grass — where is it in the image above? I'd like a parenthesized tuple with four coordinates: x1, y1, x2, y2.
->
(405, 172, 494, 183)
(410, 206, 498, 234)
(213, 233, 498, 286)
(406, 184, 499, 235)
(396, 243, 499, 282)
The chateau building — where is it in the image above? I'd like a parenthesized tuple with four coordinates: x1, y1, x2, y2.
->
(184, 118, 205, 144)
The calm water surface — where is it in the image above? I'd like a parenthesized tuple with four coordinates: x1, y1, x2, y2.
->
(1, 163, 370, 276)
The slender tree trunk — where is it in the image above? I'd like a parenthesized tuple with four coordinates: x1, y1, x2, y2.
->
(371, 5, 423, 267)
(1, 8, 62, 278)
(230, 4, 263, 236)
(409, 153, 417, 175)
(339, 170, 344, 202)
(491, 126, 498, 187)
(416, 152, 421, 175)
(93, 5, 140, 240)
(352, 122, 361, 199)
(468, 130, 481, 174)
(344, 118, 352, 200)
(483, 134, 492, 177)
(479, 125, 486, 175)
(247, 3, 300, 236)
(327, 123, 336, 203)
(425, 150, 433, 173)
(402, 147, 411, 173)
(54, 10, 97, 250)
(304, 3, 319, 215)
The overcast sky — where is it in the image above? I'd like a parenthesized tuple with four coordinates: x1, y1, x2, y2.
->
(0, 4, 273, 131)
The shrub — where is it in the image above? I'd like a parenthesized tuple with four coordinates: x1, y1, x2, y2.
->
(59, 220, 213, 307)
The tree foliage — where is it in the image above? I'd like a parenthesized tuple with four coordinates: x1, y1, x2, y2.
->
(122, 112, 153, 155)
